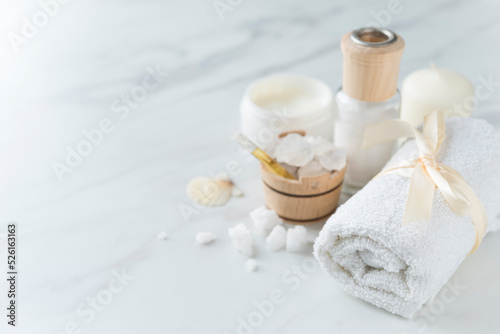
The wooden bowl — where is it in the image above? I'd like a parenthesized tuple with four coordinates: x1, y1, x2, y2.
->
(260, 163, 346, 224)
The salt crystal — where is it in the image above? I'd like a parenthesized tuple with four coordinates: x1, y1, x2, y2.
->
(228, 223, 253, 256)
(274, 133, 314, 167)
(263, 139, 278, 158)
(195, 231, 216, 245)
(281, 163, 299, 179)
(249, 206, 282, 235)
(156, 231, 168, 240)
(266, 225, 287, 251)
(286, 225, 308, 252)
(318, 148, 347, 171)
(232, 186, 244, 197)
(228, 223, 249, 240)
(298, 159, 329, 178)
(307, 136, 335, 155)
(245, 259, 258, 272)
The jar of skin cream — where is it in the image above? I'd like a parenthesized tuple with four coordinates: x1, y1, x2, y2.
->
(240, 74, 335, 151)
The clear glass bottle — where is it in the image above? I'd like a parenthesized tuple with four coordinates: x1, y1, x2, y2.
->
(335, 89, 400, 192)
(335, 27, 405, 194)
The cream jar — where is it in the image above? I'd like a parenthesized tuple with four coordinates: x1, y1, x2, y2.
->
(240, 74, 335, 151)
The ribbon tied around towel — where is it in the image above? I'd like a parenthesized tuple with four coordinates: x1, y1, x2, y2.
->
(363, 110, 487, 254)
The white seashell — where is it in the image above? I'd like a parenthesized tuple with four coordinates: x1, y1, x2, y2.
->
(187, 177, 233, 206)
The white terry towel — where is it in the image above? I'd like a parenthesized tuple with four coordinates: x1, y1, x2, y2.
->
(314, 117, 500, 318)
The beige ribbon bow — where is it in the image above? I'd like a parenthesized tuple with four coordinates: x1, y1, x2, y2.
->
(363, 110, 487, 254)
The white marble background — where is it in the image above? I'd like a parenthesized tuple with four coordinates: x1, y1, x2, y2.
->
(0, 0, 499, 333)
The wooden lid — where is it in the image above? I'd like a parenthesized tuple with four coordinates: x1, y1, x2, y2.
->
(341, 28, 405, 102)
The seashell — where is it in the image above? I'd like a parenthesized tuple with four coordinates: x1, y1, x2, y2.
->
(187, 177, 234, 206)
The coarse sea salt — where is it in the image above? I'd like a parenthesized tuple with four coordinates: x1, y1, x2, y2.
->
(271, 134, 346, 177)
(286, 225, 308, 252)
(195, 231, 216, 245)
(318, 147, 347, 171)
(245, 259, 258, 272)
(232, 186, 244, 197)
(298, 159, 329, 178)
(266, 225, 287, 251)
(274, 133, 315, 167)
(281, 163, 299, 179)
(228, 223, 253, 256)
(307, 136, 336, 155)
(249, 206, 282, 235)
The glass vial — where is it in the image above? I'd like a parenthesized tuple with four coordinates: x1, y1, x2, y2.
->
(335, 89, 400, 192)
(335, 28, 405, 193)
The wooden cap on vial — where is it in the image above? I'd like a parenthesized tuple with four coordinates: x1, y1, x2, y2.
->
(341, 28, 405, 102)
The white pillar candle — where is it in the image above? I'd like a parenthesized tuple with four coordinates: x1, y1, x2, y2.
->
(401, 64, 475, 127)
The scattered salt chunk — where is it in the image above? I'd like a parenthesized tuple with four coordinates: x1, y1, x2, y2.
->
(232, 186, 244, 197)
(274, 133, 315, 167)
(156, 231, 168, 240)
(249, 206, 282, 235)
(286, 225, 308, 252)
(195, 232, 216, 245)
(228, 223, 249, 240)
(318, 147, 347, 171)
(228, 223, 253, 256)
(245, 259, 258, 272)
(298, 159, 329, 178)
(266, 225, 287, 251)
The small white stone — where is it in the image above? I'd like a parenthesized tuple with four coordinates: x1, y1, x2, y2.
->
(286, 225, 308, 252)
(156, 231, 168, 240)
(318, 147, 347, 171)
(228, 223, 253, 256)
(195, 232, 216, 245)
(274, 133, 315, 167)
(266, 225, 287, 251)
(249, 206, 282, 235)
(245, 259, 258, 272)
(298, 159, 330, 178)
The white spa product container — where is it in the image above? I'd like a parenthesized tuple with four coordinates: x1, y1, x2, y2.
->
(334, 28, 405, 193)
(240, 74, 335, 151)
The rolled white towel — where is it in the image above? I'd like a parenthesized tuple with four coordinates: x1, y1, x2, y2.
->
(314, 117, 500, 318)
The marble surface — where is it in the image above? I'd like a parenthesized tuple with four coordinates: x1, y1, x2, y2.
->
(1, 0, 500, 333)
